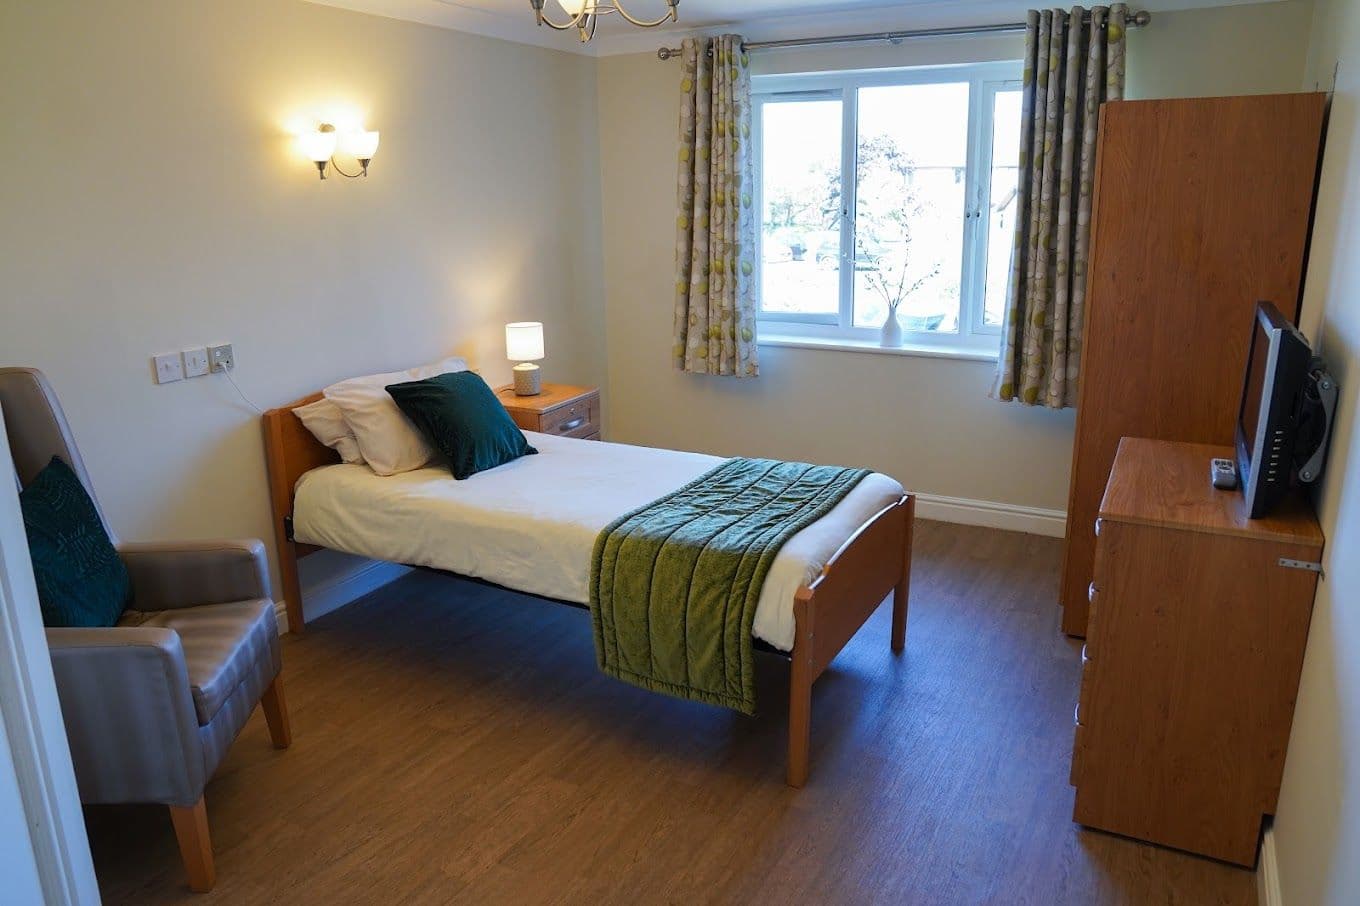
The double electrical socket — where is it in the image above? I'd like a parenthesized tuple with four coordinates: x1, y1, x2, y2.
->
(151, 343, 234, 385)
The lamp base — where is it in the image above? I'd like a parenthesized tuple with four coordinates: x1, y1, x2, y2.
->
(512, 363, 542, 396)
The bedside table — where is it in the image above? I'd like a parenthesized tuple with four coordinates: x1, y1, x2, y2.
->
(496, 383, 601, 441)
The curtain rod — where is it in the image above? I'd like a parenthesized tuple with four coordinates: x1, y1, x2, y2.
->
(656, 10, 1151, 60)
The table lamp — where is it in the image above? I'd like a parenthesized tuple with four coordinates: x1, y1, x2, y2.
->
(506, 322, 545, 396)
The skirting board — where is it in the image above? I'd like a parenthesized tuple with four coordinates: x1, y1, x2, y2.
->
(914, 493, 1067, 538)
(1257, 824, 1282, 906)
(273, 560, 411, 634)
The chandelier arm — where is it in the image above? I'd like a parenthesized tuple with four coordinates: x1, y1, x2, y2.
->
(531, 1, 588, 31)
(613, 1, 679, 28)
(329, 157, 364, 179)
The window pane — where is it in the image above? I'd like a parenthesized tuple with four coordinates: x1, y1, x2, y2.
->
(759, 99, 842, 316)
(983, 89, 1023, 328)
(853, 83, 969, 332)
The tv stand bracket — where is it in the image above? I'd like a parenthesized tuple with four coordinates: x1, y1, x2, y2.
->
(1298, 361, 1338, 484)
(1279, 557, 1324, 576)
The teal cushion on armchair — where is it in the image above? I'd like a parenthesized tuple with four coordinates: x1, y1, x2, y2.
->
(386, 371, 537, 480)
(19, 456, 130, 627)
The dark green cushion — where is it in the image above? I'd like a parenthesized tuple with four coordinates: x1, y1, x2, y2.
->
(386, 371, 537, 480)
(19, 456, 130, 628)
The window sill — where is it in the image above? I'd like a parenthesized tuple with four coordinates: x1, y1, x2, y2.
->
(758, 333, 999, 362)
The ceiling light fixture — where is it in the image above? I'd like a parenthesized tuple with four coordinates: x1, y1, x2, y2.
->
(529, 0, 679, 43)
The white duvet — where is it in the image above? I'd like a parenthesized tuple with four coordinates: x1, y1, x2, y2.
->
(293, 432, 904, 651)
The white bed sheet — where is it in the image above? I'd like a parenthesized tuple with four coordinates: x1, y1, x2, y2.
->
(292, 432, 904, 651)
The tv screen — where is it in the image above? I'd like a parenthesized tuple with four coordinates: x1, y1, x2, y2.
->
(1234, 301, 1312, 518)
(1237, 320, 1271, 463)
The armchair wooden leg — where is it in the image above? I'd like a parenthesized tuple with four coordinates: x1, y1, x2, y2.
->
(260, 675, 292, 749)
(169, 798, 215, 893)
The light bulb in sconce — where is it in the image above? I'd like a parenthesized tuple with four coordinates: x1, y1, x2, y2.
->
(338, 130, 381, 175)
(299, 122, 380, 180)
(506, 322, 545, 396)
(298, 126, 339, 179)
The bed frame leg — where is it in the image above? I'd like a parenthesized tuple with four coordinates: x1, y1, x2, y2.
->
(787, 590, 815, 788)
(892, 495, 915, 654)
(280, 541, 305, 636)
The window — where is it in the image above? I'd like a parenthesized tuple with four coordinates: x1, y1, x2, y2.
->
(753, 63, 1022, 353)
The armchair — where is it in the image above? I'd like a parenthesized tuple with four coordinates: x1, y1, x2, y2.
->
(1, 368, 289, 893)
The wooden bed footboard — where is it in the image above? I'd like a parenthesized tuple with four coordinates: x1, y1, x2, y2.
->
(787, 493, 915, 788)
(262, 395, 914, 787)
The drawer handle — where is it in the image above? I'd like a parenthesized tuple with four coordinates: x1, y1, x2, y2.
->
(1088, 582, 1099, 604)
(1081, 644, 1089, 665)
(1074, 702, 1082, 726)
(559, 416, 586, 432)
(1094, 518, 1102, 537)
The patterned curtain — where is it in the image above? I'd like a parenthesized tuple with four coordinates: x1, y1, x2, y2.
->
(673, 35, 758, 378)
(992, 5, 1127, 408)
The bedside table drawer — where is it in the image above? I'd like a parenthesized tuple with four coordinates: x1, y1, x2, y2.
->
(540, 396, 599, 437)
(498, 384, 602, 441)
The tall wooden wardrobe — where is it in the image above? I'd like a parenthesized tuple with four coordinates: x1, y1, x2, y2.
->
(1060, 93, 1327, 637)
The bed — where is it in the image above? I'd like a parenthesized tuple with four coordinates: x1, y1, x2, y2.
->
(263, 392, 915, 787)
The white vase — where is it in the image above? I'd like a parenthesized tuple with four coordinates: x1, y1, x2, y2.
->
(880, 309, 903, 348)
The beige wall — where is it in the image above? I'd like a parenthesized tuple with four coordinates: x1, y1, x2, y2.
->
(1125, 0, 1314, 99)
(0, 0, 1326, 615)
(1272, 1, 1360, 902)
(596, 4, 1315, 518)
(0, 0, 604, 612)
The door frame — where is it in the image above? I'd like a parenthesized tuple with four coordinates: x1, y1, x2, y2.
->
(0, 404, 100, 904)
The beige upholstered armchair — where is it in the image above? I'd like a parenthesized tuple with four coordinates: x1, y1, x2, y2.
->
(0, 367, 289, 893)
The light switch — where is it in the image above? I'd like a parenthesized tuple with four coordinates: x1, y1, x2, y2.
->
(153, 353, 184, 384)
(182, 347, 210, 378)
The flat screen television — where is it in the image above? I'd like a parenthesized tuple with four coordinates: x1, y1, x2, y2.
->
(1235, 301, 1313, 518)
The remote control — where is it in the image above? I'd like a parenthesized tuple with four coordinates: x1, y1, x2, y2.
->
(1211, 457, 1238, 490)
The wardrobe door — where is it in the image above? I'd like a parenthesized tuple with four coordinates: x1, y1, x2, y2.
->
(1059, 93, 1326, 637)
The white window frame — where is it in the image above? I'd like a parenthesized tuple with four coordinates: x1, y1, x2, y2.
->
(752, 61, 1022, 356)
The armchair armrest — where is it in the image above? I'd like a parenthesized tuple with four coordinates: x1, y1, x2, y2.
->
(46, 626, 205, 806)
(118, 539, 269, 610)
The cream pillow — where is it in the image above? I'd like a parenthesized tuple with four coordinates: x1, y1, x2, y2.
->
(294, 399, 365, 465)
(323, 357, 469, 476)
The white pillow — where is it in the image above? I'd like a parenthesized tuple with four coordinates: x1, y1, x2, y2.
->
(323, 356, 469, 476)
(294, 398, 364, 465)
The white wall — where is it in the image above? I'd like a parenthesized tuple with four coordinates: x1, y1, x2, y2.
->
(0, 0, 604, 611)
(1271, 1, 1360, 902)
(595, 4, 1316, 518)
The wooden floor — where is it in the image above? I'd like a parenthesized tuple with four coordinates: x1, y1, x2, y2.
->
(86, 521, 1258, 905)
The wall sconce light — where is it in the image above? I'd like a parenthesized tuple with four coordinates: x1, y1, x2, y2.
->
(299, 123, 380, 180)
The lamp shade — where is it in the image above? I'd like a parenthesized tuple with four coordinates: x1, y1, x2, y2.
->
(505, 322, 545, 362)
(298, 129, 338, 163)
(340, 129, 381, 160)
(557, 0, 588, 14)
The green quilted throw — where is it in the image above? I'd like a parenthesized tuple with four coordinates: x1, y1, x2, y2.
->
(589, 457, 870, 715)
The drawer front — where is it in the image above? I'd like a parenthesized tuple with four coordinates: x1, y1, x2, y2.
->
(1070, 721, 1087, 786)
(541, 395, 599, 437)
(1078, 656, 1096, 720)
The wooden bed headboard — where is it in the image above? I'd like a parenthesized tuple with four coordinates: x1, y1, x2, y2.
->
(262, 392, 341, 633)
